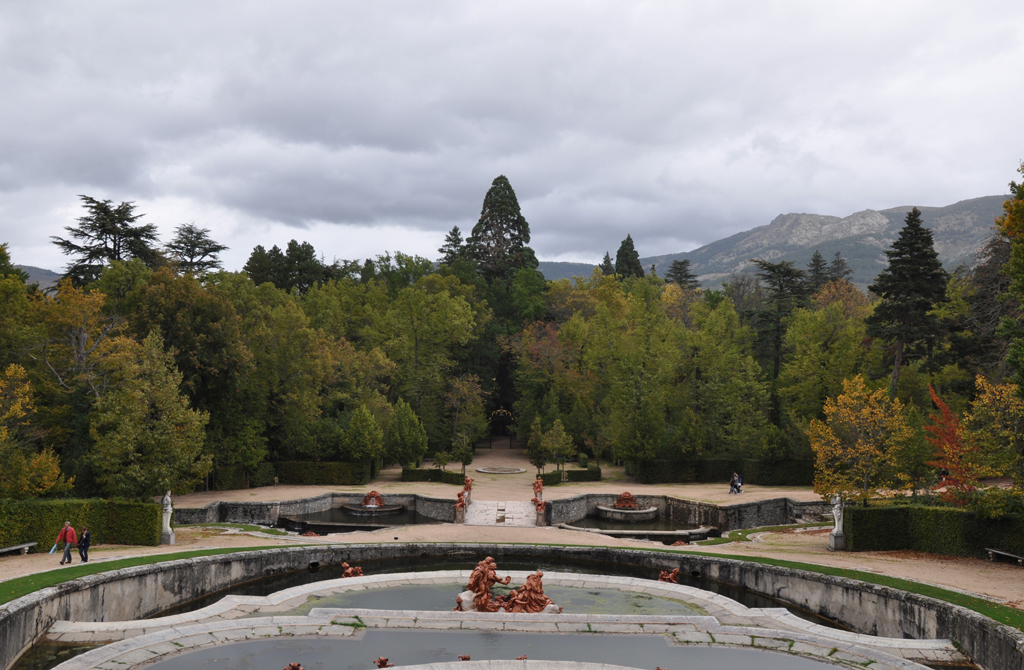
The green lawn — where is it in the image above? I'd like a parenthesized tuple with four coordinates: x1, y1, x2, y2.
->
(697, 522, 832, 545)
(179, 523, 289, 536)
(0, 546, 285, 606)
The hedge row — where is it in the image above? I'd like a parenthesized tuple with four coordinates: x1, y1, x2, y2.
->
(0, 499, 161, 552)
(213, 462, 277, 490)
(629, 458, 814, 486)
(276, 461, 372, 486)
(566, 466, 602, 482)
(844, 504, 1024, 558)
(400, 468, 467, 485)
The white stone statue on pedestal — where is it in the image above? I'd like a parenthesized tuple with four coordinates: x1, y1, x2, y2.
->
(828, 493, 845, 551)
(161, 490, 175, 545)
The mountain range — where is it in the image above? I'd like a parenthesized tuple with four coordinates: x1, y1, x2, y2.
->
(538, 195, 1009, 287)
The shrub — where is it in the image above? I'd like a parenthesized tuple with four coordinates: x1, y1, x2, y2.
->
(844, 504, 1024, 557)
(275, 461, 372, 486)
(251, 462, 276, 488)
(577, 454, 589, 468)
(0, 498, 160, 551)
(566, 466, 601, 482)
(540, 471, 561, 487)
(400, 468, 465, 485)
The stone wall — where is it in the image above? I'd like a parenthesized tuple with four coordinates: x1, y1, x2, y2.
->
(547, 494, 830, 531)
(1, 543, 1021, 670)
(173, 492, 456, 527)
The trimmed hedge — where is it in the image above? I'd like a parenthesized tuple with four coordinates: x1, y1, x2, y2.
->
(566, 465, 602, 482)
(400, 468, 466, 485)
(540, 471, 562, 486)
(844, 504, 1024, 558)
(629, 458, 814, 486)
(0, 499, 160, 552)
(275, 461, 372, 486)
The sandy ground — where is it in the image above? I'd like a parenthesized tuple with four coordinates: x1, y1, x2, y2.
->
(3, 448, 1022, 609)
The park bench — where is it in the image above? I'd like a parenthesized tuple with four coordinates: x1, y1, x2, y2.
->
(985, 548, 1024, 566)
(0, 542, 37, 556)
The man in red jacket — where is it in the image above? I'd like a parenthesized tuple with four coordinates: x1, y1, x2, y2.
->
(56, 521, 77, 565)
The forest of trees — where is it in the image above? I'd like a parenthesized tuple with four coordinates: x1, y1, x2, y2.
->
(2, 167, 1024, 508)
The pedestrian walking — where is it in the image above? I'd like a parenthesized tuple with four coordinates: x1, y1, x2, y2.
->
(55, 521, 77, 565)
(78, 526, 91, 563)
(728, 473, 739, 494)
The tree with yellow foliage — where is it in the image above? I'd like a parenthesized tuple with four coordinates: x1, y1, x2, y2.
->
(0, 364, 74, 499)
(808, 375, 913, 505)
(963, 374, 1024, 487)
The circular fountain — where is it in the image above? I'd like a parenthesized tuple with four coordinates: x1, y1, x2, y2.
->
(596, 491, 659, 522)
(339, 490, 404, 516)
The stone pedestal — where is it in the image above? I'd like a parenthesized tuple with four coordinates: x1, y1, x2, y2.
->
(455, 506, 466, 524)
(464, 490, 472, 506)
(161, 528, 175, 545)
(828, 531, 846, 551)
(535, 509, 546, 527)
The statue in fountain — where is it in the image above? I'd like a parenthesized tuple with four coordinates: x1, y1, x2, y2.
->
(362, 491, 385, 507)
(532, 476, 543, 499)
(283, 664, 303, 670)
(372, 658, 394, 668)
(462, 556, 512, 612)
(658, 568, 680, 583)
(613, 492, 639, 509)
(341, 561, 364, 578)
(504, 570, 563, 613)
(459, 655, 471, 661)
(161, 491, 175, 545)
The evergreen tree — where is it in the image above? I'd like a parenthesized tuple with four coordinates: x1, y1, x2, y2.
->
(614, 234, 645, 278)
(243, 245, 285, 287)
(828, 252, 853, 282)
(465, 175, 538, 282)
(806, 250, 829, 293)
(52, 196, 161, 285)
(666, 259, 699, 288)
(0, 244, 29, 284)
(438, 226, 466, 265)
(598, 252, 615, 276)
(242, 240, 332, 293)
(750, 259, 810, 424)
(866, 207, 948, 397)
(343, 404, 385, 461)
(166, 224, 228, 275)
(387, 398, 428, 466)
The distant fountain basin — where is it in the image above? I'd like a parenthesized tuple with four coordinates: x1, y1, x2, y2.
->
(339, 502, 404, 515)
(595, 504, 659, 522)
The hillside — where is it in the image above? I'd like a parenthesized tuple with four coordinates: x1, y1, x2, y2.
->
(14, 264, 61, 289)
(536, 195, 1008, 287)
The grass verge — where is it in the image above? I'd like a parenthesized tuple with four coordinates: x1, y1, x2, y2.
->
(697, 522, 832, 546)
(0, 546, 286, 606)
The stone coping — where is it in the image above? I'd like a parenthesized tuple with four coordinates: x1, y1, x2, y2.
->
(46, 609, 941, 670)
(45, 570, 961, 664)
(3, 543, 1020, 670)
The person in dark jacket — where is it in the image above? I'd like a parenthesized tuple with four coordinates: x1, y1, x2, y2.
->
(78, 526, 91, 563)
(56, 521, 77, 565)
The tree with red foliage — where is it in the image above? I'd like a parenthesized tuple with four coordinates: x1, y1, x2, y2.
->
(925, 386, 981, 506)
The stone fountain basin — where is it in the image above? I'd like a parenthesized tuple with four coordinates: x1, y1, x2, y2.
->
(340, 503, 405, 515)
(596, 505, 659, 522)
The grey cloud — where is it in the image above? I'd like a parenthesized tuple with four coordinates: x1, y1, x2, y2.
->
(1, 1, 1023, 269)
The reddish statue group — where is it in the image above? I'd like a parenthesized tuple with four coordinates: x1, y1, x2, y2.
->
(362, 491, 385, 507)
(455, 490, 467, 510)
(532, 476, 544, 499)
(658, 568, 680, 584)
(283, 664, 303, 670)
(372, 658, 393, 668)
(531, 496, 546, 512)
(341, 561, 364, 578)
(453, 557, 561, 613)
(613, 492, 639, 509)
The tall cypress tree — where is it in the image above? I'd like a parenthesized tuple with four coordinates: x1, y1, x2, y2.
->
(438, 226, 466, 265)
(828, 252, 853, 282)
(598, 252, 615, 275)
(465, 175, 538, 282)
(806, 250, 829, 293)
(866, 207, 948, 397)
(666, 259, 699, 288)
(614, 234, 645, 278)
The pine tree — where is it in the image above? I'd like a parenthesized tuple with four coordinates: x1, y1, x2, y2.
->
(828, 252, 853, 282)
(166, 224, 228, 275)
(806, 250, 829, 293)
(52, 196, 161, 285)
(666, 259, 699, 288)
(465, 175, 538, 282)
(438, 226, 466, 265)
(598, 252, 615, 275)
(866, 207, 948, 397)
(614, 235, 645, 278)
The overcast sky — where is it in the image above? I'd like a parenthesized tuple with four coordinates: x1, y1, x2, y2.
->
(2, 2, 1023, 272)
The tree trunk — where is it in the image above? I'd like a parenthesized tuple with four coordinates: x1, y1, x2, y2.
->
(888, 336, 905, 398)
